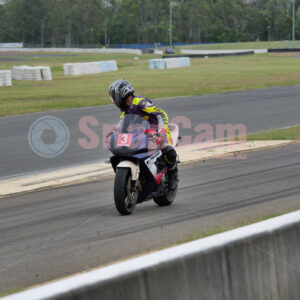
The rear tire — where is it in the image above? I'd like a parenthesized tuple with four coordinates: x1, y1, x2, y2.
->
(153, 186, 177, 206)
(114, 168, 137, 215)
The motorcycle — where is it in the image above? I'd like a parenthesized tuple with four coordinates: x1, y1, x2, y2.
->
(106, 114, 179, 215)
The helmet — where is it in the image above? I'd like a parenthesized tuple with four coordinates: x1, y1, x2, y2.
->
(108, 79, 134, 109)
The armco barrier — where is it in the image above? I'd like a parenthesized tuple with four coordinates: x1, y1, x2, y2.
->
(0, 70, 12, 87)
(12, 66, 52, 81)
(63, 60, 117, 76)
(2, 210, 299, 300)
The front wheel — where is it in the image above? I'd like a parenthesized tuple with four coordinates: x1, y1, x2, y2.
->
(114, 168, 137, 215)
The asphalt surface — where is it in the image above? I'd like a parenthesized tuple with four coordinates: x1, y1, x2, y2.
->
(0, 143, 299, 294)
(1, 85, 300, 179)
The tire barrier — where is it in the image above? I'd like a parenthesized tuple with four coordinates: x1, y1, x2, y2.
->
(163, 51, 255, 59)
(63, 60, 118, 76)
(149, 57, 190, 69)
(0, 70, 12, 87)
(268, 48, 300, 52)
(12, 66, 52, 81)
(3, 211, 299, 300)
(180, 49, 255, 55)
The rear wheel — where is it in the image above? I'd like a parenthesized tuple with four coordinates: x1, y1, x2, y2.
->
(153, 186, 177, 206)
(114, 168, 137, 215)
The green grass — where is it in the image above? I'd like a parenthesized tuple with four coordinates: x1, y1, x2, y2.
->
(0, 287, 25, 298)
(1, 49, 300, 116)
(247, 126, 300, 141)
(175, 210, 296, 246)
(175, 40, 300, 50)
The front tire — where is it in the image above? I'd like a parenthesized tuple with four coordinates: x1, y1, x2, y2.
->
(114, 168, 137, 215)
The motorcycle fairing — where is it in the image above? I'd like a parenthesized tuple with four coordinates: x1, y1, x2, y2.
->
(144, 151, 167, 185)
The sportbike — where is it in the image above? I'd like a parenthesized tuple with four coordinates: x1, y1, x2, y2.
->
(106, 114, 179, 215)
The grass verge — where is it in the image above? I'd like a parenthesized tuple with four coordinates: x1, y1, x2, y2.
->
(176, 40, 300, 50)
(175, 209, 297, 245)
(1, 48, 300, 116)
(247, 126, 300, 141)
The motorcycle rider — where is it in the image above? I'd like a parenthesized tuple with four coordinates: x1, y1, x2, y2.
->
(108, 79, 178, 190)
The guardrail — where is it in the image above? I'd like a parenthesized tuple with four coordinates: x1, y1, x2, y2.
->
(0, 70, 12, 86)
(2, 210, 299, 300)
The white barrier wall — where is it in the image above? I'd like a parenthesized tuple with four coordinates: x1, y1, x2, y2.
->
(63, 60, 117, 76)
(165, 57, 190, 68)
(149, 59, 166, 69)
(0, 70, 12, 87)
(3, 211, 299, 300)
(0, 48, 142, 55)
(12, 66, 52, 81)
(0, 43, 23, 48)
(154, 49, 163, 55)
(149, 57, 190, 69)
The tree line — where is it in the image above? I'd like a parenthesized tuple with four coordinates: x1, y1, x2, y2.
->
(0, 0, 299, 47)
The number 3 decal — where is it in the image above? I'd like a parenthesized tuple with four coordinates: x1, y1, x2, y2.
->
(117, 134, 132, 146)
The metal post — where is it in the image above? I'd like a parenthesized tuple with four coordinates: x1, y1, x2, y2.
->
(169, 2, 173, 46)
(292, 0, 295, 41)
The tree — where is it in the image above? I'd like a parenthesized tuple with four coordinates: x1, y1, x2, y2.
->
(0, 0, 297, 45)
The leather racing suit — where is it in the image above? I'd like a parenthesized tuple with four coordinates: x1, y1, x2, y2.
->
(120, 95, 172, 146)
(120, 95, 178, 186)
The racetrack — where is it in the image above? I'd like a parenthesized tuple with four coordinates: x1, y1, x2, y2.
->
(1, 143, 299, 294)
(1, 85, 300, 179)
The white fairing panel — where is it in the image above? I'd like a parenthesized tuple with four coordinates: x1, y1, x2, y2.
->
(169, 123, 179, 147)
(117, 161, 139, 180)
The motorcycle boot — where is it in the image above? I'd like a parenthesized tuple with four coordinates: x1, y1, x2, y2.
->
(162, 146, 179, 190)
(167, 163, 178, 190)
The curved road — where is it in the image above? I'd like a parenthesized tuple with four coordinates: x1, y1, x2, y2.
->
(0, 143, 299, 294)
(1, 85, 300, 178)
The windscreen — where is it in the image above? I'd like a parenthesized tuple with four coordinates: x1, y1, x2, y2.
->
(106, 114, 151, 156)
